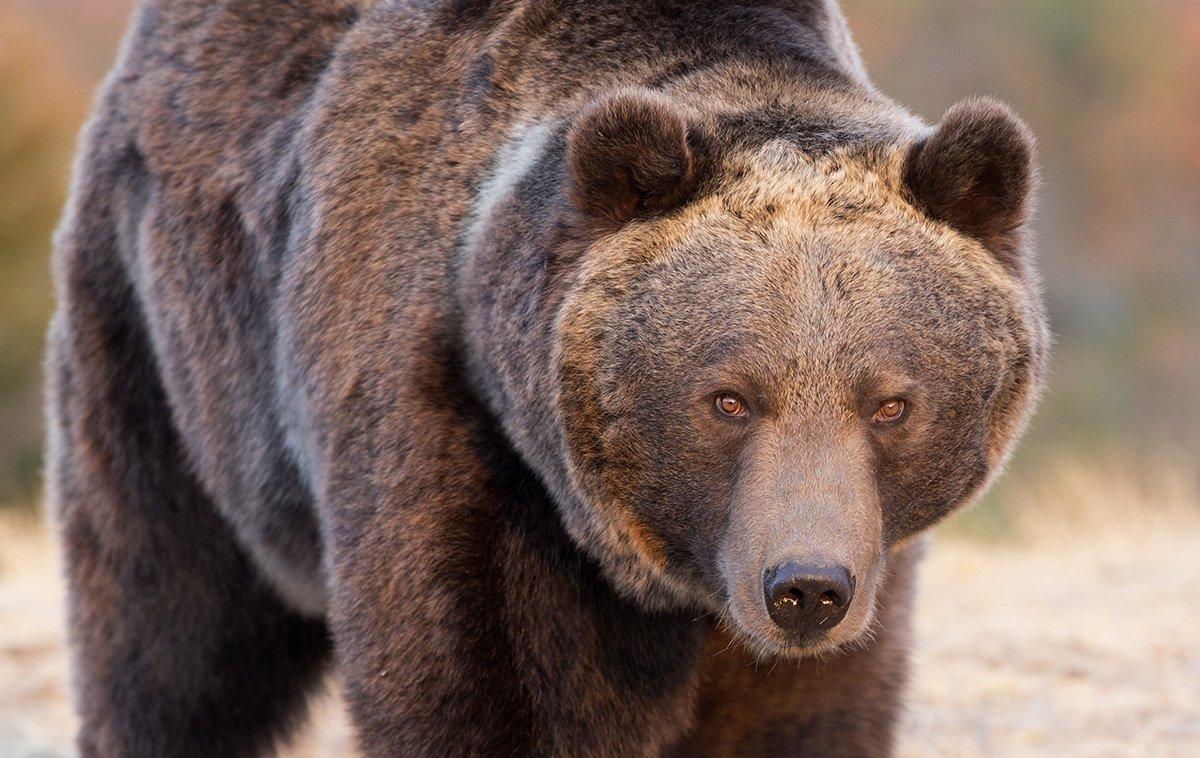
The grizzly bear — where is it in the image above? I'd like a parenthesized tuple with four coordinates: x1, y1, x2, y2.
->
(47, 0, 1047, 755)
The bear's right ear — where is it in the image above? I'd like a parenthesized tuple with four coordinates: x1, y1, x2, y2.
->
(566, 89, 701, 224)
(903, 98, 1036, 272)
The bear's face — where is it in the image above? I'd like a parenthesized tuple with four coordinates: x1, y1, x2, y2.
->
(552, 91, 1045, 656)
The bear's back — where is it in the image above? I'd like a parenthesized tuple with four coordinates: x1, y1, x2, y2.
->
(51, 0, 374, 614)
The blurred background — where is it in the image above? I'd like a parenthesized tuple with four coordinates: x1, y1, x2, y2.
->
(1, 1, 1197, 755)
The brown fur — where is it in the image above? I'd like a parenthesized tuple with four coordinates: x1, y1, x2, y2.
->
(567, 89, 703, 223)
(48, 1, 1047, 755)
(903, 97, 1037, 274)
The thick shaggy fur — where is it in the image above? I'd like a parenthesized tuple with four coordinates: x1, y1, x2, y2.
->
(48, 1, 1047, 755)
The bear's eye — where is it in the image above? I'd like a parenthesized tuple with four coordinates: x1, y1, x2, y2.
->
(872, 399, 906, 424)
(715, 392, 749, 419)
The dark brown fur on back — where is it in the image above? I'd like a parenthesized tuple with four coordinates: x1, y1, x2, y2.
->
(48, 1, 1046, 755)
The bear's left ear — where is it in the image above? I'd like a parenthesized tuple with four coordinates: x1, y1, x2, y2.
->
(566, 89, 702, 224)
(903, 98, 1036, 271)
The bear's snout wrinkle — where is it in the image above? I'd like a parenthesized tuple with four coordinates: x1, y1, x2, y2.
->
(763, 561, 855, 640)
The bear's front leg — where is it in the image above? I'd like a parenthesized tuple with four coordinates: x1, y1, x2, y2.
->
(671, 542, 922, 758)
(318, 366, 706, 756)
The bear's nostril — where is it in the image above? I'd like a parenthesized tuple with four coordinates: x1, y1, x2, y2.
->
(781, 587, 804, 608)
(763, 561, 854, 638)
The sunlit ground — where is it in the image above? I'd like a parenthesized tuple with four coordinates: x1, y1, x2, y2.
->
(2, 455, 1198, 756)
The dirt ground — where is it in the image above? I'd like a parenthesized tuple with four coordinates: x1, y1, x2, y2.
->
(3, 512, 1198, 757)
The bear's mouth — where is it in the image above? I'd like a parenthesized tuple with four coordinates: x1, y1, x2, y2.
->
(740, 617, 875, 660)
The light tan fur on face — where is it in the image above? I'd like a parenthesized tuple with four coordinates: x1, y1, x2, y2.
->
(556, 135, 1044, 654)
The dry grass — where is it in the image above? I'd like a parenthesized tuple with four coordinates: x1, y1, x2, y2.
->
(1, 453, 1197, 756)
(898, 451, 1200, 756)
(0, 513, 74, 755)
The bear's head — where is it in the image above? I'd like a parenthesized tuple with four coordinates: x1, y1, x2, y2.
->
(462, 88, 1047, 657)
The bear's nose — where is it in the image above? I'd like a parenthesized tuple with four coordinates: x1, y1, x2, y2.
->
(763, 562, 854, 637)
